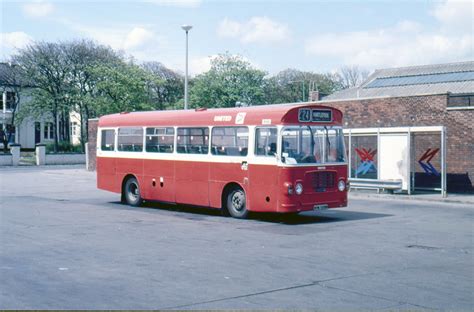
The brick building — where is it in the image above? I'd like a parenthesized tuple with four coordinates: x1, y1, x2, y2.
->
(317, 61, 473, 193)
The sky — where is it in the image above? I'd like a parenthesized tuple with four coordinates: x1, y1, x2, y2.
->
(1, 0, 473, 76)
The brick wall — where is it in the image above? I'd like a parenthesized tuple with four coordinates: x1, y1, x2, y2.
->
(87, 118, 98, 171)
(321, 94, 474, 192)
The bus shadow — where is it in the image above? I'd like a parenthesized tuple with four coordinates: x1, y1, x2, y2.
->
(113, 201, 223, 219)
(250, 210, 392, 225)
(111, 201, 391, 225)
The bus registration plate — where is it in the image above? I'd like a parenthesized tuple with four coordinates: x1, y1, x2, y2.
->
(313, 204, 329, 211)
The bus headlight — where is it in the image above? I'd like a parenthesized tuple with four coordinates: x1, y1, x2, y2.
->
(295, 183, 303, 195)
(338, 180, 346, 191)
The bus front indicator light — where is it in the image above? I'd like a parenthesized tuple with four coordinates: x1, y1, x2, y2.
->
(295, 183, 303, 195)
(284, 182, 294, 195)
(338, 180, 346, 191)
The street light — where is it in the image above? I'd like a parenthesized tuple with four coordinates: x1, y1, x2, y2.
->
(181, 24, 192, 110)
(289, 80, 306, 102)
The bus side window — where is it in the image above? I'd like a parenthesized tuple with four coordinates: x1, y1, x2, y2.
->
(145, 127, 174, 153)
(117, 128, 143, 152)
(211, 126, 248, 156)
(255, 127, 277, 157)
(101, 129, 115, 151)
(177, 127, 209, 154)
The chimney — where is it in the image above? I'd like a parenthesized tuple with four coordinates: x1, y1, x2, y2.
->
(309, 90, 320, 101)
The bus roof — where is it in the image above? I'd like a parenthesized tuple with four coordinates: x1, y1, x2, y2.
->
(98, 102, 343, 128)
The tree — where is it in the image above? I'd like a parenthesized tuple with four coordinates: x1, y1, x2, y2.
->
(63, 40, 123, 151)
(0, 63, 28, 152)
(141, 62, 184, 110)
(263, 68, 342, 104)
(337, 65, 370, 89)
(13, 42, 70, 152)
(190, 53, 267, 108)
(13, 40, 148, 152)
(91, 62, 154, 115)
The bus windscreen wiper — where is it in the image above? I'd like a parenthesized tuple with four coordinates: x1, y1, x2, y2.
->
(307, 125, 315, 156)
(324, 126, 330, 160)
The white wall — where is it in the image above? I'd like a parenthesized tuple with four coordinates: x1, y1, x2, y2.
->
(0, 154, 12, 166)
(0, 91, 81, 148)
(45, 153, 85, 165)
(18, 118, 35, 149)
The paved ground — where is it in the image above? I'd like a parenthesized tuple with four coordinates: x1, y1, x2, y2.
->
(0, 165, 473, 310)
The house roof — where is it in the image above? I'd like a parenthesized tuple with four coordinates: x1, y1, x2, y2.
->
(324, 61, 474, 100)
(0, 62, 32, 88)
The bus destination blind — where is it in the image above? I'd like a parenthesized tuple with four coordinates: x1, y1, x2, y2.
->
(298, 109, 332, 122)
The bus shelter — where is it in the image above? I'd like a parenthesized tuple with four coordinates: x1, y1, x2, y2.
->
(344, 126, 446, 197)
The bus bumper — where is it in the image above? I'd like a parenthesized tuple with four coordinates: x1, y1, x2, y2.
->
(278, 198, 347, 213)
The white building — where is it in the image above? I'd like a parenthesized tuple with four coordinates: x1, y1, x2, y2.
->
(1, 63, 81, 149)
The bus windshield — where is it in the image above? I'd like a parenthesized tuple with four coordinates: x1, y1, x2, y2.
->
(281, 126, 346, 164)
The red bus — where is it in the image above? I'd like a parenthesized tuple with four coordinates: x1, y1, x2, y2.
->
(96, 104, 348, 218)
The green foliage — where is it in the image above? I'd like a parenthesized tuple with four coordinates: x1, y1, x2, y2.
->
(45, 141, 83, 154)
(263, 69, 343, 104)
(91, 62, 154, 115)
(141, 62, 184, 110)
(190, 53, 267, 108)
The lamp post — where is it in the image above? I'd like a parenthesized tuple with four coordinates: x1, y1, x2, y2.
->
(181, 24, 192, 110)
(289, 80, 306, 102)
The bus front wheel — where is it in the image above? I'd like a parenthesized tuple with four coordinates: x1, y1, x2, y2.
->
(226, 186, 248, 219)
(123, 176, 143, 207)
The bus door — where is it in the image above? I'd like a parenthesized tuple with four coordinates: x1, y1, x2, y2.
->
(208, 126, 250, 209)
(248, 127, 279, 212)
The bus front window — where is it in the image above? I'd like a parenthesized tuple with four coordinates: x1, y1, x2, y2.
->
(281, 126, 346, 164)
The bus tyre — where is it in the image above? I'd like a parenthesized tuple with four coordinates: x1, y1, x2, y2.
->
(226, 186, 248, 219)
(123, 177, 143, 207)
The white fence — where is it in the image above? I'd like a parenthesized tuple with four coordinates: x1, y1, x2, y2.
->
(45, 153, 86, 165)
(36, 144, 85, 165)
(1, 144, 85, 166)
(0, 153, 12, 166)
(0, 145, 20, 166)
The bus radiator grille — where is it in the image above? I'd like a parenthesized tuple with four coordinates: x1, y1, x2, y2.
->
(312, 171, 335, 192)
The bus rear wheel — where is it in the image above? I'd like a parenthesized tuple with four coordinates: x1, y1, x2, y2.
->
(123, 176, 143, 207)
(226, 186, 248, 219)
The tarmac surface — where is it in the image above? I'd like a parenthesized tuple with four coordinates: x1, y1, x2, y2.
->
(0, 165, 473, 309)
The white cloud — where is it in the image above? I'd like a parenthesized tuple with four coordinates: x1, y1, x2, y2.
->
(431, 0, 474, 30)
(22, 0, 55, 18)
(217, 16, 290, 44)
(0, 32, 33, 50)
(190, 55, 214, 75)
(123, 27, 155, 50)
(188, 54, 260, 76)
(217, 18, 241, 38)
(60, 20, 167, 61)
(305, 1, 474, 69)
(143, 0, 202, 8)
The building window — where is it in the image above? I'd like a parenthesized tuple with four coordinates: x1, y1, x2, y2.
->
(145, 127, 174, 153)
(44, 122, 54, 140)
(448, 94, 474, 108)
(211, 127, 248, 156)
(177, 127, 209, 154)
(117, 128, 143, 152)
(70, 122, 79, 137)
(0, 92, 16, 111)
